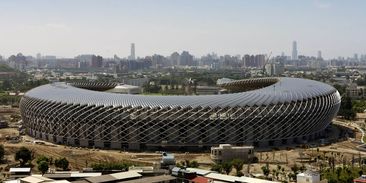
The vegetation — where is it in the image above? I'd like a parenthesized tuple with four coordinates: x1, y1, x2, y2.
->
(0, 63, 49, 92)
(261, 163, 270, 178)
(333, 84, 346, 96)
(0, 64, 17, 72)
(142, 82, 161, 93)
(91, 162, 132, 171)
(322, 166, 363, 183)
(231, 159, 244, 176)
(176, 160, 199, 168)
(0, 144, 4, 162)
(15, 147, 32, 166)
(338, 96, 356, 120)
(55, 157, 69, 171)
(221, 161, 233, 175)
(36, 155, 50, 165)
(37, 160, 49, 175)
(211, 163, 223, 173)
(353, 100, 366, 113)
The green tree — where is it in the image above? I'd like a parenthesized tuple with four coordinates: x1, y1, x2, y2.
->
(91, 162, 131, 171)
(211, 163, 223, 173)
(231, 159, 244, 176)
(221, 162, 233, 175)
(261, 164, 270, 178)
(187, 160, 199, 168)
(15, 147, 32, 166)
(2, 80, 12, 90)
(0, 144, 4, 162)
(38, 161, 49, 175)
(55, 157, 69, 170)
(36, 155, 49, 165)
(338, 96, 356, 120)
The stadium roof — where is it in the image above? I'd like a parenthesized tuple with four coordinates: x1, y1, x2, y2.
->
(24, 77, 338, 108)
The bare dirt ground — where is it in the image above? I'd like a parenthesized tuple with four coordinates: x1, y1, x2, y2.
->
(1, 112, 366, 181)
(0, 124, 363, 173)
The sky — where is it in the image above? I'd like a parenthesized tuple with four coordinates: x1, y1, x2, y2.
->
(0, 0, 365, 59)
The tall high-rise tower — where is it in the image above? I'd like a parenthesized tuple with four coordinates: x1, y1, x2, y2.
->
(317, 50, 322, 60)
(292, 41, 298, 60)
(130, 43, 135, 60)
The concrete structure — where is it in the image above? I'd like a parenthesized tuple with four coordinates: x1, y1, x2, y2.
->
(85, 171, 142, 183)
(9, 168, 31, 179)
(265, 62, 284, 76)
(160, 152, 176, 167)
(317, 50, 322, 60)
(130, 43, 136, 60)
(174, 167, 278, 183)
(179, 51, 194, 66)
(211, 144, 254, 163)
(354, 175, 366, 183)
(20, 77, 340, 151)
(195, 86, 219, 95)
(346, 83, 366, 99)
(107, 84, 141, 94)
(204, 172, 279, 183)
(297, 170, 320, 183)
(0, 120, 8, 128)
(292, 41, 298, 60)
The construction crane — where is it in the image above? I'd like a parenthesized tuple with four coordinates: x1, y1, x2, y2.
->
(262, 51, 272, 76)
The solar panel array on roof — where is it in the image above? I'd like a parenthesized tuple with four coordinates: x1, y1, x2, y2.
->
(20, 77, 341, 150)
(24, 77, 336, 108)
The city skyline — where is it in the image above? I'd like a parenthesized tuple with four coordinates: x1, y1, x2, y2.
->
(0, 0, 365, 59)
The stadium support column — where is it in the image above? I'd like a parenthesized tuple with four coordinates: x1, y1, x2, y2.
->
(128, 143, 140, 151)
(111, 142, 120, 149)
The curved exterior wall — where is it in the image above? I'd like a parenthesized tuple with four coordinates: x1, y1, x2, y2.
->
(20, 77, 341, 150)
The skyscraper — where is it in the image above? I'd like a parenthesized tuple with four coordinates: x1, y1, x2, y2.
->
(130, 43, 135, 60)
(292, 41, 298, 60)
(317, 50, 322, 60)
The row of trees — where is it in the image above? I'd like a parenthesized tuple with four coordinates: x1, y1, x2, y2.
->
(259, 163, 306, 182)
(176, 160, 199, 168)
(1, 146, 69, 175)
(211, 159, 246, 176)
(91, 162, 131, 171)
(36, 155, 69, 175)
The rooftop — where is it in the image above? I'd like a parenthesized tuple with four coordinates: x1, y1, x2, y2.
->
(25, 77, 338, 108)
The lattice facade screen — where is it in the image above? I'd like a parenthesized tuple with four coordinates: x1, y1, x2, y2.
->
(20, 77, 341, 150)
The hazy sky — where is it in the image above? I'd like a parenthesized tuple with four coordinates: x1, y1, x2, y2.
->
(0, 0, 365, 59)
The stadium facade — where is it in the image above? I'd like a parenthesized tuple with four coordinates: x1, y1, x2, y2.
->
(20, 77, 341, 150)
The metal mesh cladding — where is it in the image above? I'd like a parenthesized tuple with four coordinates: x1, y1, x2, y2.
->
(20, 77, 341, 149)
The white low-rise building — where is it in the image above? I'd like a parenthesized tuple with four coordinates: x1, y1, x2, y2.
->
(107, 84, 141, 94)
(211, 144, 254, 163)
(297, 170, 320, 183)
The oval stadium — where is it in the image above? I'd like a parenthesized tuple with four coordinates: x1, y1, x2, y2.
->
(19, 77, 341, 151)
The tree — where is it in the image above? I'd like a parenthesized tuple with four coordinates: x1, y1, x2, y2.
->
(231, 159, 244, 176)
(187, 160, 199, 168)
(0, 144, 4, 162)
(15, 147, 32, 166)
(221, 162, 233, 175)
(38, 161, 49, 175)
(211, 163, 223, 173)
(2, 80, 12, 90)
(91, 162, 130, 171)
(338, 96, 356, 120)
(36, 155, 49, 165)
(261, 164, 270, 178)
(55, 157, 69, 170)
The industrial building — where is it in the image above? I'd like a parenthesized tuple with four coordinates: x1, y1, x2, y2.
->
(210, 144, 254, 163)
(20, 77, 340, 150)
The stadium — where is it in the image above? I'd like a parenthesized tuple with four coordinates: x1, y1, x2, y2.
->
(20, 77, 341, 150)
